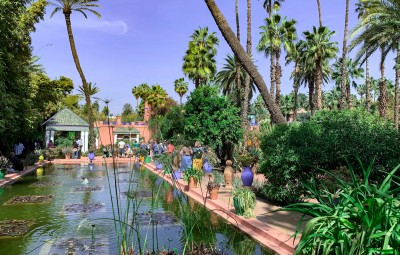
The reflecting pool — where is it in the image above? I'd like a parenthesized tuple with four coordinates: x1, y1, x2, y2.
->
(0, 163, 274, 254)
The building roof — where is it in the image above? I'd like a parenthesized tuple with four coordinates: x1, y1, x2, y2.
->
(113, 127, 140, 134)
(42, 108, 89, 131)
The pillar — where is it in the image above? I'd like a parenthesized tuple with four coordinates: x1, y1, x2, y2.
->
(82, 131, 89, 152)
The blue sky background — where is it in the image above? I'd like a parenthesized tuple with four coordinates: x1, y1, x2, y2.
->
(31, 0, 396, 114)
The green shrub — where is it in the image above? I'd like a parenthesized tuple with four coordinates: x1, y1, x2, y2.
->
(259, 109, 400, 204)
(282, 161, 400, 254)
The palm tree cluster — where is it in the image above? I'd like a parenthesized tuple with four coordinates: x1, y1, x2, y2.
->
(182, 27, 219, 88)
(131, 83, 168, 118)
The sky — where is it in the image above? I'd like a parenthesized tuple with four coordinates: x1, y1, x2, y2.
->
(31, 0, 396, 114)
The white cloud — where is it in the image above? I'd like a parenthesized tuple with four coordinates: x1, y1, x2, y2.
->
(75, 19, 128, 35)
(45, 15, 128, 35)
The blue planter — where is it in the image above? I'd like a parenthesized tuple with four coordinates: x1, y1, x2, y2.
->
(241, 166, 254, 186)
(203, 162, 212, 174)
(156, 162, 163, 170)
(173, 171, 182, 180)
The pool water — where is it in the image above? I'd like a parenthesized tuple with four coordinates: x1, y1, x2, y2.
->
(0, 163, 274, 255)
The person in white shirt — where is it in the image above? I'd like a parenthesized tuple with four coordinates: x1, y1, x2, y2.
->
(14, 142, 25, 158)
(118, 140, 125, 157)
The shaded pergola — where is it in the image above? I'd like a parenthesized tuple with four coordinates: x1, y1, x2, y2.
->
(42, 108, 89, 152)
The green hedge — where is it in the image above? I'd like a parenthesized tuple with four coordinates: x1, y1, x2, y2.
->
(259, 110, 400, 205)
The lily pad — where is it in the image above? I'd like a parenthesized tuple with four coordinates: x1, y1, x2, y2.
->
(63, 202, 105, 213)
(0, 220, 34, 237)
(29, 181, 62, 187)
(72, 186, 103, 192)
(49, 237, 109, 255)
(122, 190, 153, 198)
(4, 195, 53, 205)
(133, 211, 179, 225)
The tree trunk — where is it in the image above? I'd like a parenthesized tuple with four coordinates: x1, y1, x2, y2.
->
(309, 78, 315, 116)
(293, 62, 300, 121)
(365, 55, 371, 112)
(64, 13, 95, 150)
(340, 0, 349, 110)
(275, 49, 282, 107)
(394, 48, 400, 129)
(204, 0, 286, 124)
(241, 0, 252, 128)
(379, 48, 386, 117)
(235, 0, 244, 126)
(316, 0, 323, 27)
(180, 95, 182, 105)
(270, 52, 276, 99)
(315, 58, 323, 110)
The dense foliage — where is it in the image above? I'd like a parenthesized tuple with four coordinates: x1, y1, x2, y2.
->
(259, 110, 400, 204)
(0, 0, 46, 147)
(183, 86, 243, 157)
(283, 161, 400, 254)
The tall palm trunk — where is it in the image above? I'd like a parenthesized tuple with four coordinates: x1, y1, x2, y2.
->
(65, 13, 95, 150)
(309, 78, 315, 115)
(394, 47, 400, 129)
(340, 0, 349, 110)
(316, 0, 323, 27)
(365, 55, 371, 111)
(179, 95, 183, 105)
(242, 0, 252, 128)
(315, 58, 323, 109)
(235, 0, 243, 125)
(204, 0, 286, 124)
(293, 62, 300, 121)
(275, 49, 282, 107)
(270, 52, 276, 99)
(379, 48, 386, 117)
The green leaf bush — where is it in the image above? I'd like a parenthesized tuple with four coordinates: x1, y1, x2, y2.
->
(282, 160, 400, 254)
(259, 110, 400, 205)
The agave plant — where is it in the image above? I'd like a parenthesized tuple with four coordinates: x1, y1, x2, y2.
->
(281, 159, 400, 254)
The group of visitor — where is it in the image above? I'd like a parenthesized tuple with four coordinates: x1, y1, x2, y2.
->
(73, 138, 82, 159)
(179, 141, 204, 172)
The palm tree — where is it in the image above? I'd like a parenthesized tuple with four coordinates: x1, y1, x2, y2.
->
(303, 26, 338, 110)
(242, 0, 253, 128)
(332, 57, 364, 108)
(262, 0, 285, 17)
(316, 0, 323, 27)
(285, 40, 305, 121)
(204, 0, 286, 124)
(137, 83, 150, 103)
(216, 54, 256, 107)
(339, 0, 350, 109)
(323, 87, 341, 110)
(174, 78, 188, 105)
(48, 0, 101, 150)
(280, 94, 294, 121)
(351, 0, 400, 121)
(182, 27, 219, 88)
(257, 13, 296, 106)
(147, 85, 168, 111)
(131, 86, 141, 111)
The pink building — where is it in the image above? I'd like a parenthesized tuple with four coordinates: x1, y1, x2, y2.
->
(95, 116, 151, 148)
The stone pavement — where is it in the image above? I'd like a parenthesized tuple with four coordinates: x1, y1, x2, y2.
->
(1, 156, 303, 255)
(0, 161, 48, 187)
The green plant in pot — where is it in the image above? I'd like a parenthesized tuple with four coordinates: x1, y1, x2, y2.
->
(232, 179, 256, 218)
(183, 167, 203, 189)
(0, 156, 11, 179)
(61, 147, 73, 159)
(207, 171, 224, 200)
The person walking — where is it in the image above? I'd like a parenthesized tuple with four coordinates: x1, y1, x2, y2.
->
(14, 141, 25, 159)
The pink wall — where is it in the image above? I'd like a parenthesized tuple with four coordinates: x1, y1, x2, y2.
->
(95, 116, 151, 148)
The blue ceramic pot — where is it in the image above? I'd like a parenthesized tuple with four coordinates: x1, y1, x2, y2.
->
(241, 166, 254, 186)
(203, 162, 212, 174)
(173, 171, 182, 180)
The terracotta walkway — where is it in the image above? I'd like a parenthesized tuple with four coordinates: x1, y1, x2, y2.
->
(0, 161, 49, 187)
(1, 157, 302, 255)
